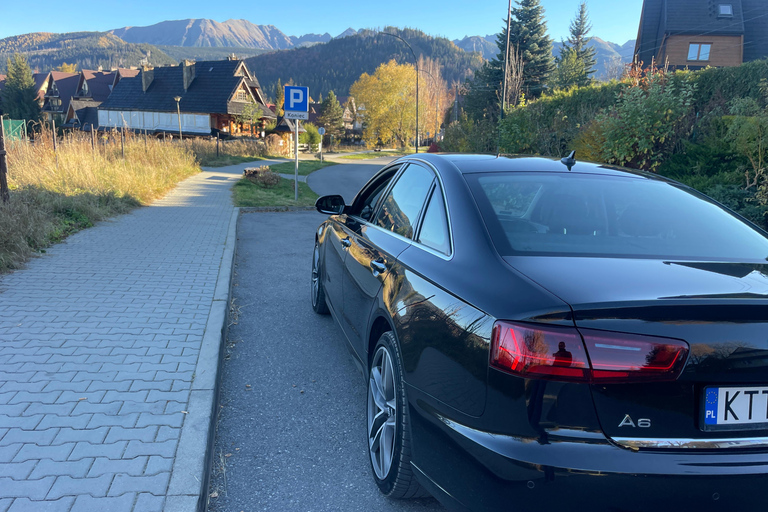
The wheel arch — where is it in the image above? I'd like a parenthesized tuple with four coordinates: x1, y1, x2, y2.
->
(367, 314, 395, 369)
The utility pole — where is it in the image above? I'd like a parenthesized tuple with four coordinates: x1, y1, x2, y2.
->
(174, 96, 183, 140)
(499, 0, 513, 156)
(0, 117, 9, 203)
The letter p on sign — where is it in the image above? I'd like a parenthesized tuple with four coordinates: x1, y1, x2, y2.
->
(284, 86, 309, 112)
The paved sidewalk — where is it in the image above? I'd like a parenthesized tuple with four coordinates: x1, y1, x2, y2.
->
(0, 161, 260, 512)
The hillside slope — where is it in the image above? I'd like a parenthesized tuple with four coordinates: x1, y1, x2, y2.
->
(246, 27, 484, 100)
(0, 32, 175, 73)
(111, 19, 293, 49)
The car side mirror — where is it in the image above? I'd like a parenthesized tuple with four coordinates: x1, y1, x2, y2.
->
(315, 195, 347, 215)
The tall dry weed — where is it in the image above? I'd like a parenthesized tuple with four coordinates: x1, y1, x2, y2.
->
(0, 128, 198, 271)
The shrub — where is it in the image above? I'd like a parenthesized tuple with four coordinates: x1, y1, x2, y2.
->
(244, 166, 281, 188)
(264, 133, 288, 156)
(299, 123, 322, 152)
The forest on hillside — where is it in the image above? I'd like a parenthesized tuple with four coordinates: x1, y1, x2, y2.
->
(0, 32, 176, 72)
(246, 28, 485, 100)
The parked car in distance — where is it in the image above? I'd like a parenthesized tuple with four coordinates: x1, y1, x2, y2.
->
(311, 153, 768, 511)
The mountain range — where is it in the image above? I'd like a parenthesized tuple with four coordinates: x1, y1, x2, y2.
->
(0, 18, 635, 96)
(109, 19, 358, 50)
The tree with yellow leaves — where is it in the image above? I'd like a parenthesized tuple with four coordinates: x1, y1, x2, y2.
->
(350, 60, 417, 148)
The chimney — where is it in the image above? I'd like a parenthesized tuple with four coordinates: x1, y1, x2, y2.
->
(141, 65, 154, 92)
(182, 60, 196, 91)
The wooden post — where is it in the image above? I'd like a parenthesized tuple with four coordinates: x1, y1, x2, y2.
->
(52, 118, 58, 169)
(0, 117, 10, 204)
(91, 128, 95, 158)
(216, 131, 220, 157)
(121, 130, 125, 159)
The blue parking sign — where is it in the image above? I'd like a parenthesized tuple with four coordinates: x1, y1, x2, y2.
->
(285, 86, 309, 112)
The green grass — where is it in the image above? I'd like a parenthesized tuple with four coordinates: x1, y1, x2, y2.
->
(198, 155, 270, 168)
(268, 160, 335, 176)
(338, 149, 418, 160)
(337, 152, 394, 160)
(233, 177, 319, 207)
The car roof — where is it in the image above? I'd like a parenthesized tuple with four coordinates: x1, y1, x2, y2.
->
(396, 153, 662, 181)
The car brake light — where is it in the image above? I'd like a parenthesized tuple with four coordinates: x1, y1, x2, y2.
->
(491, 322, 591, 382)
(491, 321, 689, 383)
(580, 329, 689, 383)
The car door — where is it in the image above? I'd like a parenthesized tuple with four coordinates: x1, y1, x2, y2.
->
(328, 165, 402, 351)
(342, 163, 437, 359)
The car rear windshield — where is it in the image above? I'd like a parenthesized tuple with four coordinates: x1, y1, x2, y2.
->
(466, 172, 768, 260)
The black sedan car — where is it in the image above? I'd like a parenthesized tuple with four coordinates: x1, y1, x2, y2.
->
(310, 153, 768, 511)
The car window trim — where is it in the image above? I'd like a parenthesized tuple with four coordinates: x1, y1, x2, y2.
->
(348, 159, 455, 260)
(409, 159, 454, 259)
(414, 184, 452, 259)
(348, 164, 403, 221)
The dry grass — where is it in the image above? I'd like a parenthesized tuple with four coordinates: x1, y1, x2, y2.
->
(181, 137, 268, 167)
(0, 128, 198, 272)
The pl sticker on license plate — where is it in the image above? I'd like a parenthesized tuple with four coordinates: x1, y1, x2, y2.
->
(704, 386, 768, 429)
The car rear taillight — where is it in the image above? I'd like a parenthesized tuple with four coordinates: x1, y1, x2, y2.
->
(490, 321, 689, 383)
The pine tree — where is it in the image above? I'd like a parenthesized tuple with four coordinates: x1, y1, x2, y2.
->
(463, 0, 554, 121)
(562, 2, 597, 86)
(275, 79, 284, 117)
(512, 0, 555, 97)
(551, 47, 586, 89)
(318, 91, 345, 142)
(1, 54, 41, 122)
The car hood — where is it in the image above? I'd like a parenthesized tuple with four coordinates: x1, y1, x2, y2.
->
(504, 256, 768, 308)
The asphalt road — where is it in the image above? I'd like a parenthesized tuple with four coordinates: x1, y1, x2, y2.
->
(208, 161, 444, 511)
(307, 156, 397, 203)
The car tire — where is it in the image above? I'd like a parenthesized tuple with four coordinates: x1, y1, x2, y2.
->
(367, 331, 428, 498)
(311, 241, 329, 315)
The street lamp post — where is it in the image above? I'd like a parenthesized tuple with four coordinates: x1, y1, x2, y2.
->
(174, 96, 182, 140)
(418, 68, 441, 145)
(380, 31, 419, 153)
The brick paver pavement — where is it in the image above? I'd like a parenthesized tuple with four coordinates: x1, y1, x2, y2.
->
(0, 162, 260, 512)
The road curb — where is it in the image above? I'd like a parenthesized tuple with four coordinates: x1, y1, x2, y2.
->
(240, 206, 316, 213)
(165, 207, 239, 512)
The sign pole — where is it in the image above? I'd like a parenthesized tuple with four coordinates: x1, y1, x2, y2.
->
(0, 116, 10, 204)
(284, 85, 309, 202)
(294, 121, 299, 201)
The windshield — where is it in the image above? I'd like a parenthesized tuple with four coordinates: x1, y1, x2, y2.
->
(467, 172, 768, 260)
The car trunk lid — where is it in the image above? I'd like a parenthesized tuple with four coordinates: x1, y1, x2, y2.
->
(506, 256, 768, 445)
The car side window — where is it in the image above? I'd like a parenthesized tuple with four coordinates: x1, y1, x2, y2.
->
(373, 164, 434, 240)
(349, 166, 400, 221)
(417, 187, 451, 255)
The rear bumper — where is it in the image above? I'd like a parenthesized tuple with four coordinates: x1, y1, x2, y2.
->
(410, 402, 768, 512)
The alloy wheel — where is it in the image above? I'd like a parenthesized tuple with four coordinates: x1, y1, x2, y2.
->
(368, 345, 398, 479)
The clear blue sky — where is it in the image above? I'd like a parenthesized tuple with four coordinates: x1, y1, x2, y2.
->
(0, 0, 643, 45)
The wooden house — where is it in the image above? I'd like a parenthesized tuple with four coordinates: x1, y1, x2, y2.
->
(41, 71, 79, 123)
(98, 58, 275, 136)
(635, 0, 768, 69)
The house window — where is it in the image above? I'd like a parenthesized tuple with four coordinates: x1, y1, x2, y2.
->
(235, 90, 248, 101)
(687, 43, 712, 61)
(718, 4, 733, 16)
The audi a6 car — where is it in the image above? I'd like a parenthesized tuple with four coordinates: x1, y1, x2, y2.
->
(310, 153, 768, 511)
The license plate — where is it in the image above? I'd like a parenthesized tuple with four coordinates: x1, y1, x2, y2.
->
(703, 386, 768, 431)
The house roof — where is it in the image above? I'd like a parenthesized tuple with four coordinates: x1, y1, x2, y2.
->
(45, 72, 80, 115)
(635, 0, 768, 66)
(0, 74, 5, 94)
(742, 0, 768, 61)
(274, 117, 306, 133)
(100, 59, 275, 118)
(32, 73, 48, 101)
(66, 98, 100, 128)
(78, 70, 116, 102)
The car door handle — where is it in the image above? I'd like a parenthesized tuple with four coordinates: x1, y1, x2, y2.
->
(341, 237, 351, 248)
(370, 259, 387, 274)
